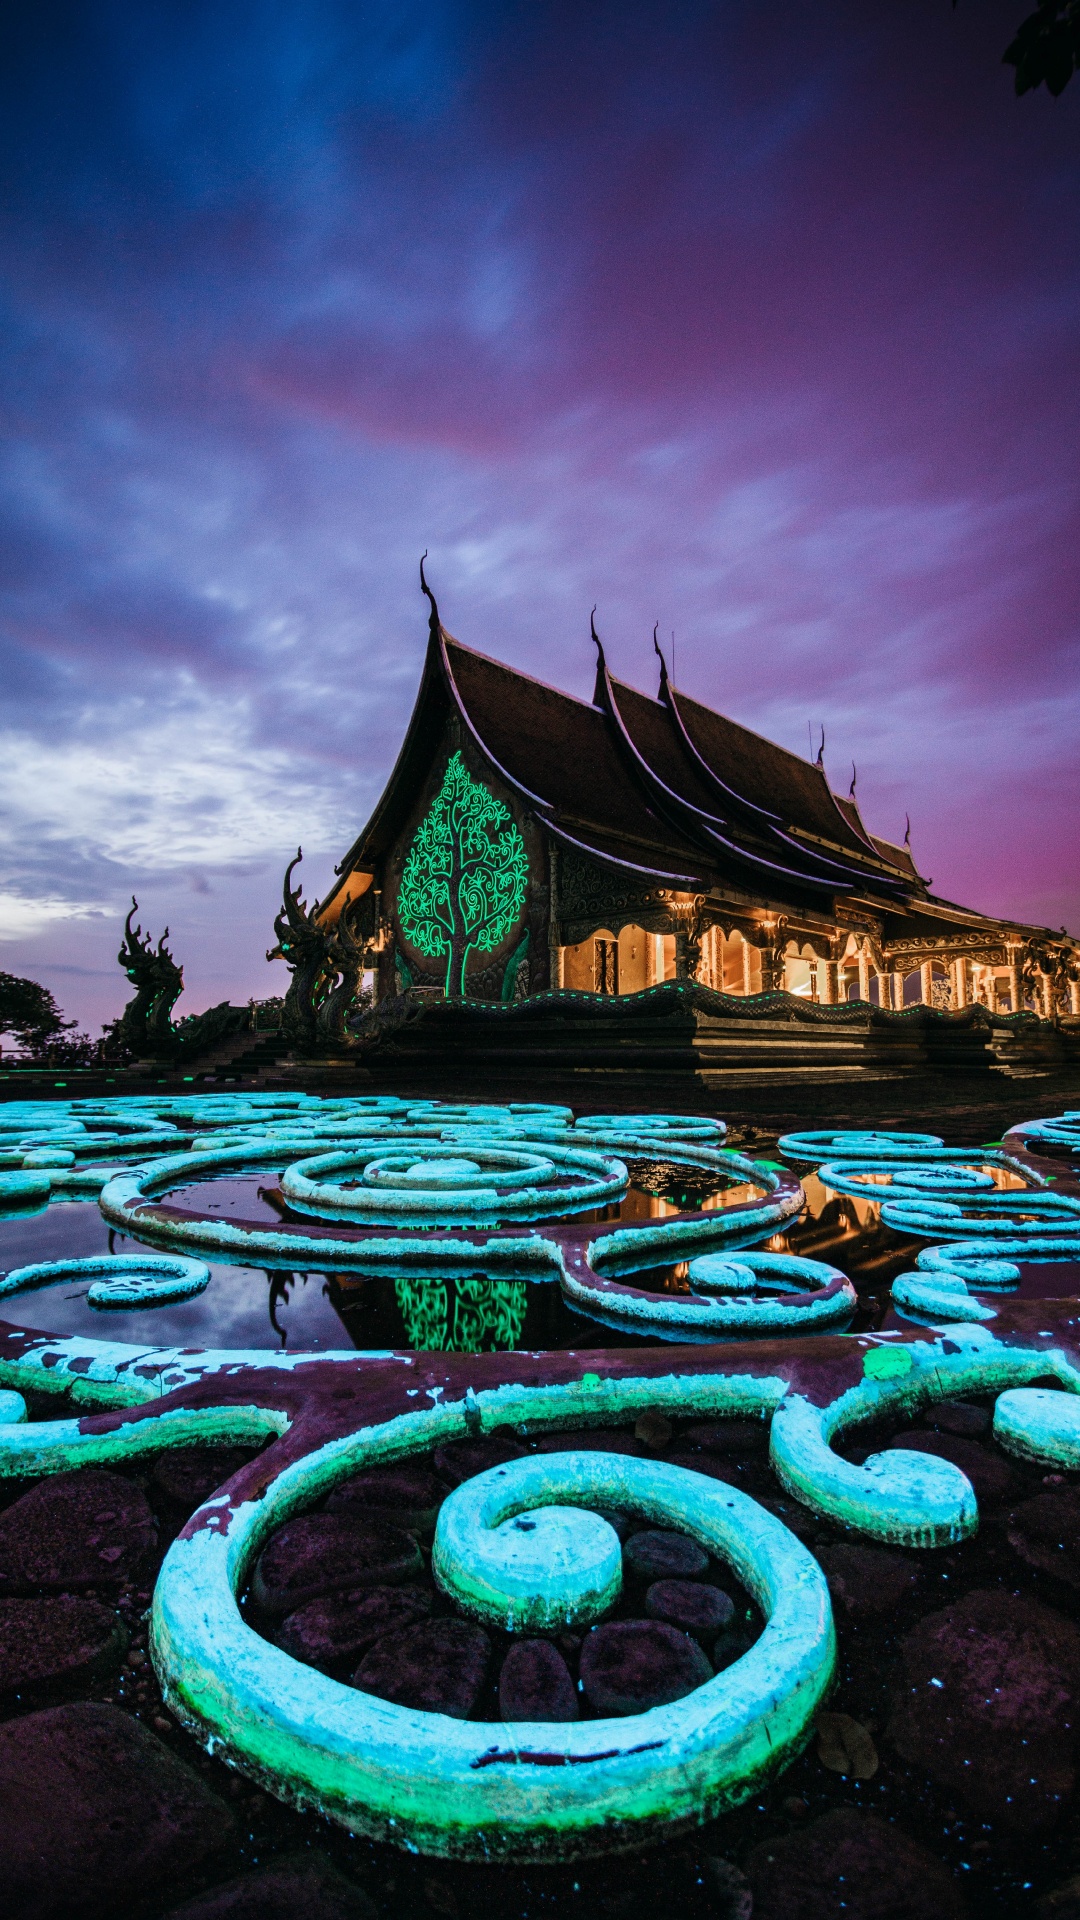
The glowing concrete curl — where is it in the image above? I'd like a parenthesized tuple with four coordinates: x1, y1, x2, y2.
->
(562, 1250, 854, 1341)
(916, 1233, 1080, 1288)
(151, 1414, 835, 1862)
(770, 1324, 1080, 1544)
(889, 1271, 997, 1324)
(880, 1190, 1080, 1236)
(280, 1139, 629, 1226)
(0, 1254, 211, 1310)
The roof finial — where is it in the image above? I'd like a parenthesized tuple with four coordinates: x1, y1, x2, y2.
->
(419, 551, 440, 636)
(652, 620, 670, 688)
(849, 762, 857, 798)
(904, 813, 912, 848)
(815, 725, 826, 769)
(590, 607, 606, 668)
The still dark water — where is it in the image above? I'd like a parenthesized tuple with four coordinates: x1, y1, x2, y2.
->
(0, 1153, 1074, 1353)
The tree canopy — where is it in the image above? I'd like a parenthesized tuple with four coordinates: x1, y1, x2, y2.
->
(993, 1, 1079, 95)
(0, 972, 73, 1049)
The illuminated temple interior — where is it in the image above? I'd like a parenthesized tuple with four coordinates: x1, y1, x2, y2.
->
(320, 587, 1079, 1015)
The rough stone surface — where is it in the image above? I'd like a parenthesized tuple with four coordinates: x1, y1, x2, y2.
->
(150, 1449, 259, 1517)
(817, 1544, 921, 1620)
(252, 1515, 422, 1616)
(325, 1463, 447, 1530)
(353, 1618, 491, 1717)
(623, 1529, 709, 1582)
(656, 1449, 740, 1486)
(498, 1638, 578, 1722)
(745, 1807, 968, 1919)
(0, 1702, 234, 1919)
(278, 1584, 434, 1672)
(681, 1419, 767, 1455)
(1007, 1487, 1080, 1591)
(0, 1471, 156, 1595)
(886, 1431, 1021, 1507)
(0, 1596, 128, 1698)
(529, 1428, 643, 1457)
(644, 1578, 734, 1634)
(433, 1437, 526, 1485)
(923, 1399, 991, 1438)
(1036, 1874, 1080, 1920)
(161, 1852, 377, 1920)
(888, 1588, 1080, 1831)
(579, 1619, 712, 1716)
(712, 1626, 757, 1672)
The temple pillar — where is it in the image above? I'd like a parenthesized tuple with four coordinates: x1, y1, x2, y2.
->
(1070, 976, 1080, 1016)
(953, 955, 968, 1009)
(742, 939, 753, 996)
(857, 947, 871, 1002)
(892, 970, 905, 1010)
(820, 959, 838, 1005)
(920, 961, 934, 1006)
(1006, 948, 1021, 1014)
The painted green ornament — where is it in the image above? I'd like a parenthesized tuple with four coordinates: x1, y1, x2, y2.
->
(397, 753, 528, 996)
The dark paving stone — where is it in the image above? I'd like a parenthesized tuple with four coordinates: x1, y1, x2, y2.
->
(681, 1419, 768, 1455)
(0, 1596, 128, 1700)
(251, 1515, 422, 1616)
(433, 1437, 527, 1485)
(278, 1584, 433, 1672)
(579, 1619, 712, 1715)
(1008, 1487, 1080, 1591)
(529, 1428, 643, 1456)
(498, 1638, 578, 1722)
(325, 1463, 448, 1531)
(0, 1701, 234, 1919)
(150, 1449, 259, 1517)
(623, 1529, 709, 1582)
(0, 1471, 156, 1595)
(745, 1806, 969, 1919)
(712, 1626, 757, 1672)
(656, 1449, 739, 1485)
(1036, 1874, 1080, 1919)
(817, 1544, 920, 1620)
(645, 1578, 734, 1634)
(353, 1618, 491, 1718)
(888, 1588, 1080, 1831)
(591, 1507, 633, 1540)
(885, 1431, 1021, 1507)
(161, 1851, 376, 1920)
(923, 1399, 991, 1438)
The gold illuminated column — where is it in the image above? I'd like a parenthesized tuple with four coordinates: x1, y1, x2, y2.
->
(892, 970, 905, 1010)
(1005, 947, 1021, 1013)
(856, 947, 871, 1002)
(952, 955, 968, 1009)
(1071, 976, 1080, 1016)
(742, 938, 753, 996)
(920, 961, 934, 1006)
(820, 959, 838, 1004)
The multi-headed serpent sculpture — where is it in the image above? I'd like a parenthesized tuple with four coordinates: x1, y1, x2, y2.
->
(0, 1093, 1079, 1862)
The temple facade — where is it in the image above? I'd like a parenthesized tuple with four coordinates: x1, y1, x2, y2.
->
(320, 579, 1079, 1020)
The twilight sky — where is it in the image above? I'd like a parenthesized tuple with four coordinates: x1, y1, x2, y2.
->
(1, 0, 1078, 1032)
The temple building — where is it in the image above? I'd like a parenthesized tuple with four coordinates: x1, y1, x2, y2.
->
(319, 579, 1079, 1019)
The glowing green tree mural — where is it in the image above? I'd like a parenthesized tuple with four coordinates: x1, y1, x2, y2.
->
(394, 1274, 527, 1352)
(397, 752, 529, 997)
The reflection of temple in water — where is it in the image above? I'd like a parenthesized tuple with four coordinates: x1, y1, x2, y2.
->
(319, 581, 1078, 1017)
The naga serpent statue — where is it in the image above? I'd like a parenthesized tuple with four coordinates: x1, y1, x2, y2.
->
(117, 900, 248, 1063)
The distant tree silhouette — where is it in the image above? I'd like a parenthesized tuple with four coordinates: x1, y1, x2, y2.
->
(962, 1, 1080, 95)
(0, 972, 72, 1050)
